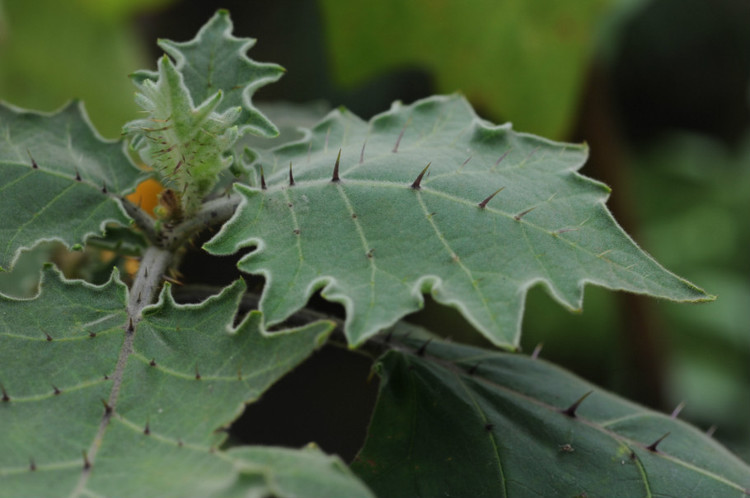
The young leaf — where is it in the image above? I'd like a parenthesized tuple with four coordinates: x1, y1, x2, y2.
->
(204, 95, 711, 348)
(132, 9, 284, 138)
(352, 329, 750, 497)
(123, 55, 242, 216)
(0, 267, 339, 497)
(0, 102, 143, 271)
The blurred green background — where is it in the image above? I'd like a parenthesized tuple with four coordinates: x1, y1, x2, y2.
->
(1, 0, 748, 464)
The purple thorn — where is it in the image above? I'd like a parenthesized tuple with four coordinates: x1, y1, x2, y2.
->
(393, 123, 407, 153)
(259, 165, 267, 190)
(646, 432, 670, 452)
(478, 187, 505, 209)
(495, 150, 511, 166)
(514, 206, 536, 221)
(416, 339, 432, 356)
(410, 163, 431, 190)
(360, 140, 367, 164)
(531, 342, 544, 359)
(27, 149, 39, 169)
(561, 390, 593, 418)
(332, 149, 342, 182)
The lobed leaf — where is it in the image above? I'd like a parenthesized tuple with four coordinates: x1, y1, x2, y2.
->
(352, 329, 750, 497)
(123, 55, 242, 216)
(0, 267, 360, 497)
(205, 95, 711, 348)
(132, 9, 284, 138)
(0, 102, 143, 271)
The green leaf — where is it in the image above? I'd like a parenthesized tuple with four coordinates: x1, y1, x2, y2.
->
(124, 55, 242, 216)
(352, 329, 750, 497)
(205, 95, 710, 348)
(222, 444, 375, 498)
(318, 0, 617, 138)
(134, 9, 284, 138)
(0, 267, 348, 497)
(0, 102, 143, 272)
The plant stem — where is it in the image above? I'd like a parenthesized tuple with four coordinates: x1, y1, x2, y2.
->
(72, 244, 173, 497)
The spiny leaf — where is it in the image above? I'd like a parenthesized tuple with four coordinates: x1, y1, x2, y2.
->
(0, 101, 143, 272)
(0, 267, 350, 498)
(123, 55, 241, 216)
(223, 445, 375, 498)
(352, 328, 750, 497)
(133, 9, 284, 138)
(204, 95, 711, 348)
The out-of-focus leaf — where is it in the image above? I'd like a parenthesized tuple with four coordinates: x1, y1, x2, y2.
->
(319, 0, 617, 138)
(353, 330, 750, 497)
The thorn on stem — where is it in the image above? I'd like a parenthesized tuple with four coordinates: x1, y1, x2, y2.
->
(478, 187, 505, 209)
(331, 149, 342, 182)
(75, 169, 82, 182)
(82, 451, 91, 471)
(144, 420, 151, 436)
(410, 163, 431, 190)
(1, 384, 10, 402)
(127, 318, 134, 333)
(561, 391, 593, 418)
(89, 332, 97, 338)
(195, 366, 201, 380)
(288, 162, 295, 186)
(101, 399, 113, 415)
(45, 332, 53, 342)
(29, 458, 36, 471)
(360, 140, 367, 164)
(52, 385, 61, 395)
(646, 432, 670, 452)
(101, 182, 108, 194)
(706, 425, 717, 437)
(149, 359, 157, 367)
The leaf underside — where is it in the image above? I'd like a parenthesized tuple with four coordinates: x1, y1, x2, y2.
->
(0, 268, 370, 498)
(0, 102, 143, 272)
(205, 94, 710, 348)
(352, 329, 750, 497)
